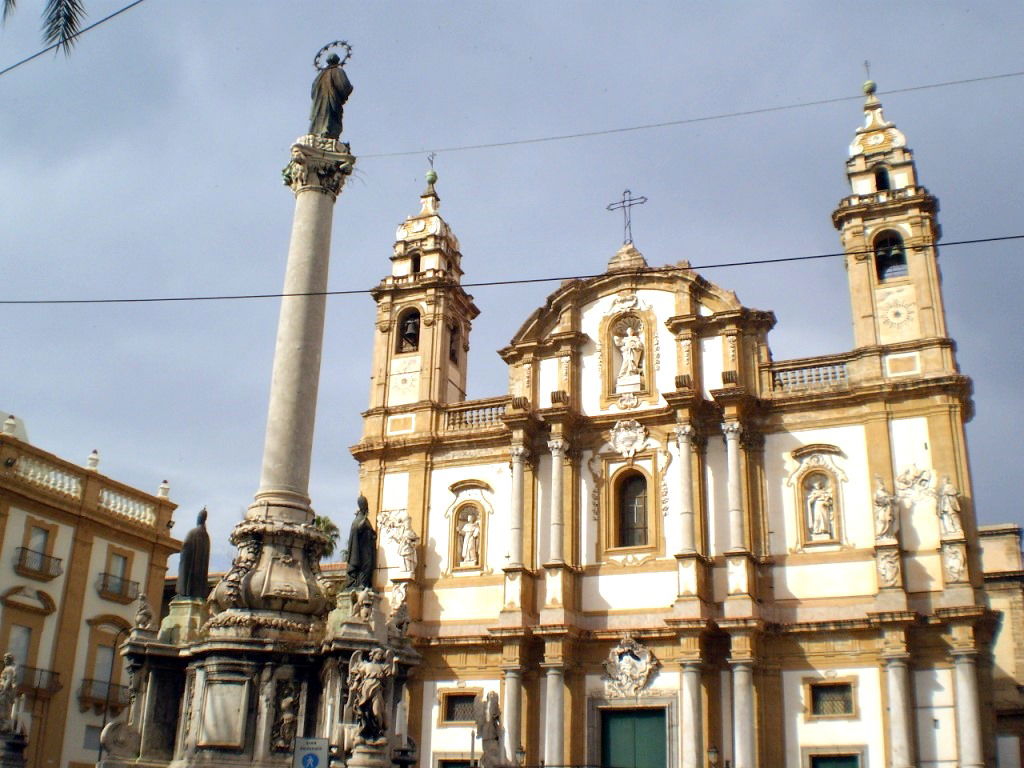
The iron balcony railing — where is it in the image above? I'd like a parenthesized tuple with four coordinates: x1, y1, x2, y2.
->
(95, 572, 140, 601)
(15, 665, 61, 696)
(78, 678, 130, 708)
(14, 547, 63, 578)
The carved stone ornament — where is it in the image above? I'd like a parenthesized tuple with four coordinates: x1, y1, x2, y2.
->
(603, 633, 659, 698)
(134, 594, 154, 630)
(617, 393, 640, 410)
(873, 476, 898, 541)
(942, 542, 967, 583)
(271, 679, 298, 751)
(282, 136, 355, 199)
(876, 549, 901, 589)
(610, 419, 648, 458)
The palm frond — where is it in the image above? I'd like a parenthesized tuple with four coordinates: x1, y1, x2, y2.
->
(3, 0, 16, 23)
(43, 0, 86, 55)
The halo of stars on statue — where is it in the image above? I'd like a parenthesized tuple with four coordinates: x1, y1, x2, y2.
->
(606, 189, 648, 245)
(314, 40, 353, 70)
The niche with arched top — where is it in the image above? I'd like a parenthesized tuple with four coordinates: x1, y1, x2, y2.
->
(873, 231, 908, 281)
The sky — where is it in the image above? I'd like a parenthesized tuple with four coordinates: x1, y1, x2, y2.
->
(2, 2, 1022, 571)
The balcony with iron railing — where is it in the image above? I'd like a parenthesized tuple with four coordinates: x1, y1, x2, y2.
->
(13, 546, 63, 581)
(15, 665, 61, 698)
(95, 572, 140, 603)
(78, 678, 130, 710)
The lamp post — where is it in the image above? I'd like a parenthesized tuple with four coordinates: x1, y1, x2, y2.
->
(96, 624, 132, 762)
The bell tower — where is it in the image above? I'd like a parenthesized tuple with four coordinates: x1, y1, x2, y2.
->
(365, 169, 478, 433)
(832, 80, 956, 378)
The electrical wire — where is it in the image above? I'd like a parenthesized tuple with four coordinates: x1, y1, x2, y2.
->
(0, 0, 147, 78)
(0, 234, 1019, 306)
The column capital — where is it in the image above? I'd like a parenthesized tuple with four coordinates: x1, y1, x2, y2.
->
(722, 421, 743, 439)
(547, 437, 569, 456)
(510, 443, 530, 461)
(673, 423, 695, 444)
(282, 136, 355, 199)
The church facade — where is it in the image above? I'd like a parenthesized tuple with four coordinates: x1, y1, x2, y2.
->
(352, 84, 1024, 768)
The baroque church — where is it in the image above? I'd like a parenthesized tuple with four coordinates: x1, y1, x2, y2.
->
(352, 81, 1024, 768)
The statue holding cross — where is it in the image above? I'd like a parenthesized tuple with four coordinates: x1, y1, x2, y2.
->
(607, 189, 648, 245)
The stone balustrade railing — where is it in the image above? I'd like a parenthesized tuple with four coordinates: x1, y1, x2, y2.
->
(444, 397, 511, 432)
(836, 185, 926, 209)
(768, 359, 850, 393)
(98, 488, 157, 526)
(14, 454, 83, 499)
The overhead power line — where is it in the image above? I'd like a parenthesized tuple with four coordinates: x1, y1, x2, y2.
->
(0, 0, 147, 78)
(0, 234, 1019, 307)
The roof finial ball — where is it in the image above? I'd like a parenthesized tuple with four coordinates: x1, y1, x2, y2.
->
(863, 79, 877, 96)
(426, 168, 438, 185)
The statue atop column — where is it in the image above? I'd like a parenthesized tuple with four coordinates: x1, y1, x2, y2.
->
(310, 43, 354, 139)
(346, 496, 377, 590)
(176, 507, 211, 599)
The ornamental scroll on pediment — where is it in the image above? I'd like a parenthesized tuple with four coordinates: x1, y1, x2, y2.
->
(603, 633, 659, 699)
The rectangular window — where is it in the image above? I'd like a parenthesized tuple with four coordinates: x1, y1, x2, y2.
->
(809, 756, 859, 768)
(442, 693, 476, 724)
(810, 682, 854, 717)
(83, 724, 102, 750)
(94, 644, 115, 684)
(110, 552, 128, 581)
(28, 526, 49, 553)
(8, 624, 32, 667)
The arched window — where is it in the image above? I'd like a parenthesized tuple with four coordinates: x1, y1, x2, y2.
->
(874, 233, 907, 281)
(617, 472, 648, 547)
(448, 322, 459, 363)
(874, 166, 891, 191)
(409, 251, 421, 275)
(397, 309, 420, 353)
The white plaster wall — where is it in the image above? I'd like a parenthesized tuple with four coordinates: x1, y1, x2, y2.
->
(990, 592, 1021, 688)
(382, 472, 410, 510)
(581, 571, 676, 612)
(422, 679, 502, 760)
(774, 560, 877, 600)
(427, 585, 504, 622)
(700, 334, 724, 397)
(914, 667, 958, 766)
(426, 462, 510, 578)
(537, 357, 558, 409)
(639, 289, 678, 398)
(781, 667, 884, 767)
(889, 417, 931, 477)
(535, 454, 552, 566)
(661, 439, 684, 555)
(763, 425, 871, 557)
(579, 449, 599, 567)
(0, 505, 73, 664)
(704, 436, 728, 555)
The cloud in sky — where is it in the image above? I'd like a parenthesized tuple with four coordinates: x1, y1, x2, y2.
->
(2, 2, 1021, 570)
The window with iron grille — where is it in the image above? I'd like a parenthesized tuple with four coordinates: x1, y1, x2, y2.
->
(810, 682, 854, 717)
(442, 693, 476, 723)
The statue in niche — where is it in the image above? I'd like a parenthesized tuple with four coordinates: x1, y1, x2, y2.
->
(458, 510, 481, 566)
(873, 476, 897, 540)
(134, 594, 153, 630)
(348, 648, 396, 744)
(937, 476, 964, 536)
(177, 508, 211, 599)
(272, 682, 298, 751)
(804, 474, 834, 539)
(613, 323, 645, 379)
(309, 53, 353, 139)
(346, 496, 377, 591)
(474, 691, 502, 768)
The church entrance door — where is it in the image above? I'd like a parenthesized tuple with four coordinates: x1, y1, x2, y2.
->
(599, 708, 666, 768)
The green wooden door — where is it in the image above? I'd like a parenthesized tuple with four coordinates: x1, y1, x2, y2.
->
(809, 756, 859, 768)
(600, 708, 666, 768)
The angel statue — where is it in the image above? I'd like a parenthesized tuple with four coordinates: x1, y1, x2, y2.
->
(347, 647, 396, 744)
(474, 691, 502, 768)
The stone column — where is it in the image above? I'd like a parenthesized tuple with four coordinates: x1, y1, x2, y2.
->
(674, 425, 696, 553)
(723, 422, 746, 551)
(681, 662, 703, 768)
(253, 136, 354, 524)
(953, 651, 984, 768)
(502, 668, 522, 764)
(547, 438, 567, 564)
(509, 444, 529, 568)
(732, 661, 756, 768)
(884, 656, 914, 768)
(544, 666, 565, 766)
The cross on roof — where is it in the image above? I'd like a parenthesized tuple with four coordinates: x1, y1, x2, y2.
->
(606, 189, 648, 245)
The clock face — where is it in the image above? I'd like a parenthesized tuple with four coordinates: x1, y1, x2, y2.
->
(881, 300, 915, 329)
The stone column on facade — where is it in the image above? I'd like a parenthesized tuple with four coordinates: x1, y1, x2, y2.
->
(723, 422, 745, 551)
(543, 665, 565, 766)
(731, 661, 756, 768)
(253, 136, 355, 524)
(502, 668, 523, 764)
(681, 662, 703, 768)
(952, 650, 984, 768)
(674, 425, 696, 553)
(547, 438, 568, 564)
(883, 655, 914, 768)
(509, 444, 529, 568)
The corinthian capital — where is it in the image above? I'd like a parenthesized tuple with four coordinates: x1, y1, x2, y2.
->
(510, 444, 530, 462)
(673, 424, 695, 446)
(282, 135, 355, 199)
(722, 421, 743, 439)
(547, 437, 569, 456)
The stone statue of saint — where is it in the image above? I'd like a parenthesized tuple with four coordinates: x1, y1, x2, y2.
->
(0, 653, 17, 734)
(398, 523, 419, 573)
(613, 326, 644, 377)
(135, 594, 154, 630)
(346, 496, 377, 591)
(459, 513, 480, 565)
(310, 53, 354, 139)
(474, 691, 502, 768)
(873, 476, 897, 540)
(176, 508, 211, 599)
(806, 478, 834, 537)
(348, 648, 395, 744)
(937, 476, 964, 536)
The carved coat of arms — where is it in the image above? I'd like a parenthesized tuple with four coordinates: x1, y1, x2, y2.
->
(603, 634, 659, 698)
(610, 420, 648, 458)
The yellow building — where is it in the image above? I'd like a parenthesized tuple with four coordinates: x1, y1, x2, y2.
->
(353, 84, 1024, 768)
(0, 415, 178, 768)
